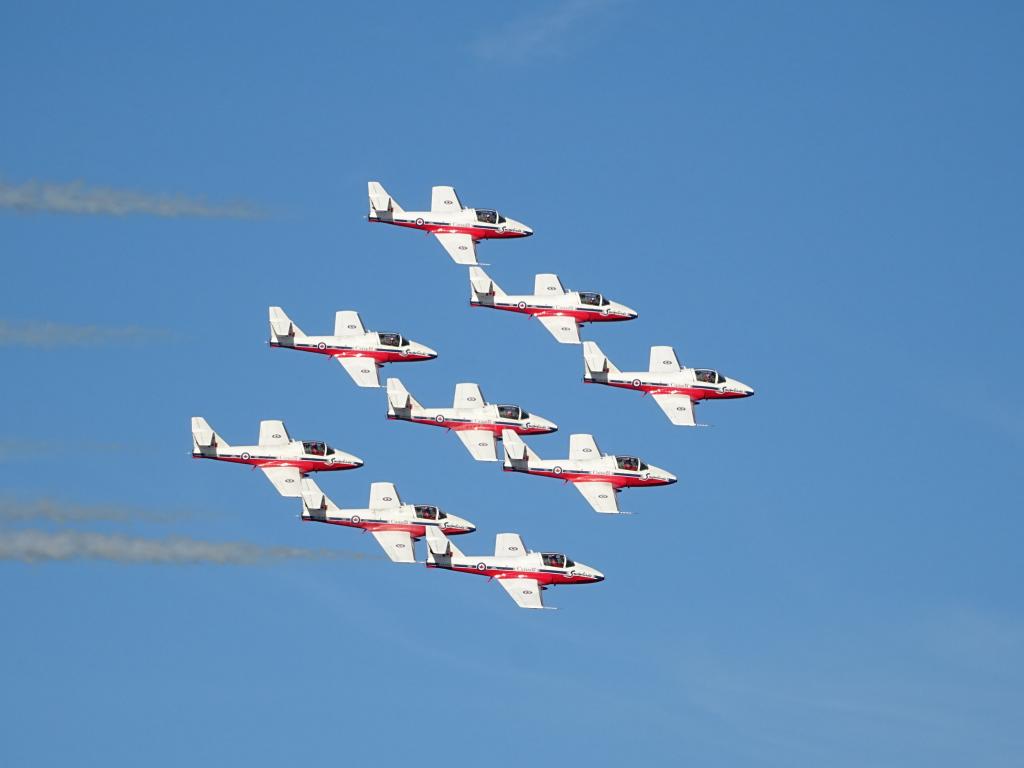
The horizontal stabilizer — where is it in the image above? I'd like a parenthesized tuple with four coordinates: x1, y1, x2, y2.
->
(583, 341, 617, 374)
(300, 477, 328, 517)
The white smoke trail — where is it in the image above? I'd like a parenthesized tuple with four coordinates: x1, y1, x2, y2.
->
(0, 320, 172, 348)
(0, 178, 264, 219)
(0, 529, 378, 564)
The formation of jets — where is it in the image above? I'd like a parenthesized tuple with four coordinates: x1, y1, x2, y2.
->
(190, 181, 755, 609)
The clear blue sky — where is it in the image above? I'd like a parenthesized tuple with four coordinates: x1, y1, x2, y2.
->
(1, 2, 1022, 766)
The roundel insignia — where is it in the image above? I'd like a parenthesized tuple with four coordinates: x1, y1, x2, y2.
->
(317, 342, 326, 350)
(396, 543, 406, 548)
(444, 199, 453, 205)
(476, 562, 486, 571)
(382, 496, 393, 502)
(361, 368, 371, 374)
(598, 493, 608, 499)
(351, 515, 361, 524)
(284, 478, 294, 484)
(467, 396, 477, 401)
(632, 379, 642, 388)
(347, 324, 357, 329)
(553, 466, 563, 475)
(477, 442, 487, 447)
(435, 415, 445, 423)
(415, 217, 424, 225)
(582, 447, 592, 453)
(509, 545, 519, 551)
(517, 301, 527, 309)
(241, 452, 250, 460)
(458, 245, 467, 250)
(663, 360, 673, 365)
(523, 589, 534, 595)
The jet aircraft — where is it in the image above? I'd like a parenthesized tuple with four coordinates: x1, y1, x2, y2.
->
(191, 417, 362, 497)
(299, 477, 475, 562)
(269, 306, 436, 388)
(582, 342, 754, 426)
(367, 181, 532, 265)
(425, 527, 603, 610)
(468, 267, 637, 344)
(501, 430, 675, 514)
(386, 378, 557, 461)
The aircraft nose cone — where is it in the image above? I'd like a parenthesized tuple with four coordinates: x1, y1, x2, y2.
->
(591, 570, 605, 582)
(421, 345, 438, 359)
(663, 471, 677, 485)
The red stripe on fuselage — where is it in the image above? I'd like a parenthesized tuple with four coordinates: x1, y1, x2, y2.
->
(388, 415, 552, 436)
(192, 455, 358, 472)
(373, 219, 528, 240)
(589, 379, 750, 401)
(428, 566, 597, 586)
(505, 467, 670, 488)
(270, 342, 432, 364)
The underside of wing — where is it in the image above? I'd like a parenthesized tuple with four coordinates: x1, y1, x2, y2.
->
(573, 481, 620, 514)
(371, 530, 416, 563)
(536, 315, 580, 345)
(456, 430, 498, 462)
(651, 393, 696, 426)
(261, 465, 303, 497)
(496, 577, 545, 609)
(336, 356, 380, 388)
(435, 232, 478, 265)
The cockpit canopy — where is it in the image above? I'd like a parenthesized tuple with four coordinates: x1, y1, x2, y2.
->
(615, 456, 649, 472)
(541, 553, 575, 568)
(497, 404, 528, 420)
(579, 292, 610, 306)
(414, 505, 447, 520)
(475, 209, 506, 225)
(378, 332, 409, 347)
(695, 369, 725, 384)
(303, 441, 334, 456)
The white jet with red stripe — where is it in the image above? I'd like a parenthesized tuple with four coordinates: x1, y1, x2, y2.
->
(385, 377, 557, 462)
(299, 477, 475, 563)
(582, 342, 755, 427)
(367, 181, 532, 265)
(269, 306, 436, 388)
(501, 431, 676, 515)
(468, 267, 637, 344)
(191, 416, 362, 497)
(424, 527, 604, 610)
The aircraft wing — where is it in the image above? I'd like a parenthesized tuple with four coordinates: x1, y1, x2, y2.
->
(536, 315, 580, 345)
(455, 429, 498, 462)
(569, 433, 600, 461)
(334, 311, 365, 336)
(260, 465, 303, 497)
(371, 530, 416, 563)
(496, 577, 545, 609)
(454, 382, 485, 409)
(336, 356, 380, 388)
(258, 419, 291, 447)
(651, 393, 697, 426)
(369, 481, 402, 510)
(435, 232, 478, 265)
(650, 346, 681, 373)
(573, 481, 620, 514)
(431, 186, 463, 213)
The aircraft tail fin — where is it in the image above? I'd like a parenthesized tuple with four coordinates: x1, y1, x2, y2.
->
(191, 416, 228, 454)
(300, 476, 330, 521)
(469, 266, 506, 302)
(368, 180, 404, 218)
(425, 526, 464, 564)
(502, 429, 539, 470)
(582, 341, 618, 380)
(268, 306, 307, 344)
(386, 377, 422, 415)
